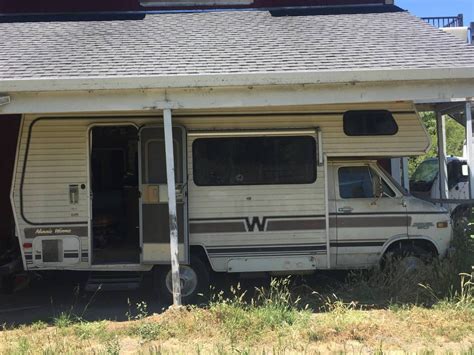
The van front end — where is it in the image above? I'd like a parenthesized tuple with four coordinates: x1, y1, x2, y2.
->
(404, 196, 453, 258)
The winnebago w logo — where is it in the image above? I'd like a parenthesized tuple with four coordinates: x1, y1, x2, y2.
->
(244, 217, 267, 232)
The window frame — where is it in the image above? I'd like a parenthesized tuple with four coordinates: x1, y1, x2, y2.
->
(343, 110, 399, 137)
(192, 135, 318, 187)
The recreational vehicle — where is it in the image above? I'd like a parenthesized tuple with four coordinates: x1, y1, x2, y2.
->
(10, 103, 452, 302)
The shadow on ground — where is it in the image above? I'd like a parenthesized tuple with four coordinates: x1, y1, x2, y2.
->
(0, 270, 349, 327)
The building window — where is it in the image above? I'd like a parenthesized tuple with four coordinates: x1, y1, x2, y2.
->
(343, 110, 398, 136)
(193, 136, 316, 186)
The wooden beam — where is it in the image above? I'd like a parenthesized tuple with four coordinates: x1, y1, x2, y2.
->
(436, 112, 449, 202)
(163, 108, 182, 306)
(466, 101, 474, 199)
(1, 79, 473, 115)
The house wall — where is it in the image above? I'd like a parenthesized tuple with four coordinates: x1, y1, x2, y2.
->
(0, 0, 387, 13)
(0, 115, 20, 252)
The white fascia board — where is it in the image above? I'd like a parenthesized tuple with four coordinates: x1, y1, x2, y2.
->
(1, 67, 474, 93)
(1, 77, 473, 115)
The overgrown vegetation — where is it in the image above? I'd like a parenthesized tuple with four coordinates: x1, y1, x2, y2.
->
(1, 227, 473, 353)
(408, 112, 465, 176)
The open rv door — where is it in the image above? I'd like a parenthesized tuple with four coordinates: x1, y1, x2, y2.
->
(139, 126, 189, 264)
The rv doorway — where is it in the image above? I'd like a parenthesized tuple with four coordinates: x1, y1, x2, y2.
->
(90, 125, 140, 264)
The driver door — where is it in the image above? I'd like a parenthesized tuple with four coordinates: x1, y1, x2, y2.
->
(333, 162, 408, 267)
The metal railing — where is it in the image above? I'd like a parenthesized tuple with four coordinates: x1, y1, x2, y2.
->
(422, 14, 464, 28)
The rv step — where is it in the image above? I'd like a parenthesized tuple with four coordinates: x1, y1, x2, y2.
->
(85, 272, 143, 292)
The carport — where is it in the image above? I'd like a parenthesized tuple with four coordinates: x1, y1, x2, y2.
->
(0, 5, 473, 304)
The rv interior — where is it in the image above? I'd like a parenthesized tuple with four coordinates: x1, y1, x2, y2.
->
(90, 126, 140, 264)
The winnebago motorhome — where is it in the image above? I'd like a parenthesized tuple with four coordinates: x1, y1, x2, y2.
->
(10, 102, 453, 303)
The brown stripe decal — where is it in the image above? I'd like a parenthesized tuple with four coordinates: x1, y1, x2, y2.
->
(190, 215, 409, 233)
(190, 222, 246, 234)
(267, 219, 326, 231)
(337, 216, 410, 228)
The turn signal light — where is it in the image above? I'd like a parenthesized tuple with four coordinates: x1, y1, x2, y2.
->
(436, 221, 449, 229)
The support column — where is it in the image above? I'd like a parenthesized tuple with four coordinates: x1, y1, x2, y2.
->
(466, 101, 474, 199)
(163, 108, 182, 306)
(436, 111, 449, 202)
(402, 157, 410, 191)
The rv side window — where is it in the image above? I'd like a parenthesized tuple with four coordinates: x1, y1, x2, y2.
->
(193, 136, 316, 186)
(343, 110, 398, 136)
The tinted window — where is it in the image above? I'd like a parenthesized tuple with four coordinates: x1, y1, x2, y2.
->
(339, 166, 395, 198)
(343, 110, 398, 136)
(193, 136, 316, 186)
(339, 167, 374, 198)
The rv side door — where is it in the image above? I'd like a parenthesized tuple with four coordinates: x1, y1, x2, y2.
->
(139, 126, 189, 264)
(334, 163, 408, 267)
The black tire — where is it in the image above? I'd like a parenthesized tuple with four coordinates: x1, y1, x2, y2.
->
(382, 246, 432, 273)
(154, 256, 210, 305)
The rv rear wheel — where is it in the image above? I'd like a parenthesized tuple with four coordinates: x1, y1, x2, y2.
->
(154, 257, 210, 305)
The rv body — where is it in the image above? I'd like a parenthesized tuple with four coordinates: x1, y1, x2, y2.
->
(10, 102, 451, 284)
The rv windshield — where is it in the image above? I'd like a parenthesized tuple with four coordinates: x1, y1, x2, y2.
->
(411, 159, 438, 184)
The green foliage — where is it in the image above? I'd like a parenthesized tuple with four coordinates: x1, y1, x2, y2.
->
(209, 277, 310, 344)
(409, 112, 465, 176)
(52, 312, 76, 328)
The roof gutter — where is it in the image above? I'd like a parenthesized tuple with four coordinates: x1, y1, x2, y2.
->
(1, 67, 473, 93)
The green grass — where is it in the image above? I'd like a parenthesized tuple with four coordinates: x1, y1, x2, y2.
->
(1, 226, 473, 354)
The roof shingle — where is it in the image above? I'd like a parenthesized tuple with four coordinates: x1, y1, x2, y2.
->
(1, 10, 473, 81)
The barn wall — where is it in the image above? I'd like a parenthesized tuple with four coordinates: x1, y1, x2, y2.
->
(0, 115, 20, 252)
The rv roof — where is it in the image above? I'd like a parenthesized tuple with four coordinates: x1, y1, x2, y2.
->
(0, 8, 473, 92)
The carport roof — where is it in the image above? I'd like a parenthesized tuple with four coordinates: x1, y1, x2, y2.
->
(1, 7, 474, 92)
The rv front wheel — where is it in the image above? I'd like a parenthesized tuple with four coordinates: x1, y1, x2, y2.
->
(154, 257, 210, 305)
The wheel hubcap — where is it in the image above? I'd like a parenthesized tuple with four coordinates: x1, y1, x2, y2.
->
(165, 266, 198, 298)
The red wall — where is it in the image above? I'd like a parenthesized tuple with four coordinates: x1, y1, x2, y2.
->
(0, 116, 20, 252)
(0, 0, 385, 13)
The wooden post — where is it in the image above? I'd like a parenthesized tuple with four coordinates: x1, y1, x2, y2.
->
(436, 111, 449, 203)
(466, 101, 474, 199)
(163, 108, 182, 306)
(323, 153, 330, 269)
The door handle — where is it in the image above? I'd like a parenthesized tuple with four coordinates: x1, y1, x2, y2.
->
(338, 206, 353, 213)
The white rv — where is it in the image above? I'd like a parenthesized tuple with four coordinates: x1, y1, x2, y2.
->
(10, 102, 452, 302)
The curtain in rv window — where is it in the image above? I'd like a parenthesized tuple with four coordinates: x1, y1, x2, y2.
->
(192, 136, 316, 186)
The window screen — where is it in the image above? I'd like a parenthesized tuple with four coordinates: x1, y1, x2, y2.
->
(193, 136, 316, 186)
(343, 110, 398, 136)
